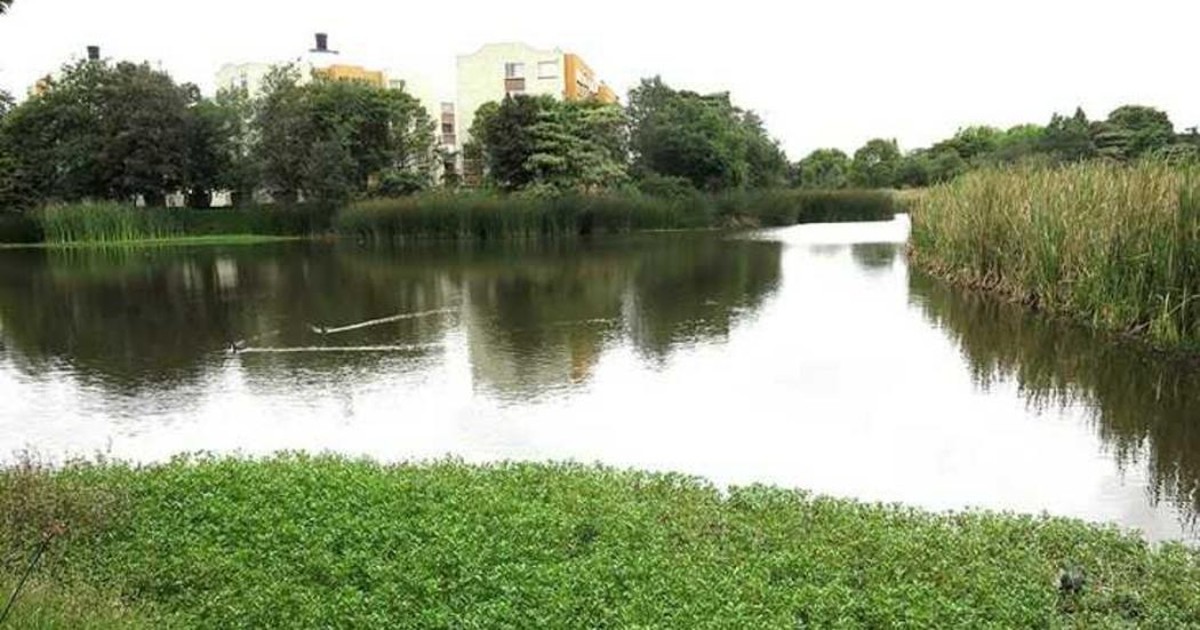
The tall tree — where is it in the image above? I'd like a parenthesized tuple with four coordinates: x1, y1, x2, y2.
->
(1099, 105, 1175, 160)
(793, 149, 850, 189)
(1041, 108, 1095, 163)
(628, 77, 781, 192)
(849, 138, 901, 188)
(0, 59, 191, 206)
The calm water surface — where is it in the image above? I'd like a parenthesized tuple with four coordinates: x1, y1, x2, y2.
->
(2, 216, 1198, 542)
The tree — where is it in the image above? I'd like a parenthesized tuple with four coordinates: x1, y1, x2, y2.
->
(628, 77, 781, 192)
(895, 150, 932, 188)
(793, 149, 850, 189)
(849, 138, 901, 188)
(1041, 108, 1095, 163)
(251, 67, 434, 204)
(0, 0, 12, 15)
(741, 111, 788, 188)
(0, 59, 192, 206)
(928, 149, 968, 183)
(933, 126, 1001, 165)
(1099, 105, 1175, 160)
(526, 99, 629, 192)
(253, 66, 318, 203)
(472, 95, 546, 191)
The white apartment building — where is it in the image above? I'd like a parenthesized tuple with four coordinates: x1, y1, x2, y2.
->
(455, 42, 567, 146)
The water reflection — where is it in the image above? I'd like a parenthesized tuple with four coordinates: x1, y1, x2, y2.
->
(0, 236, 782, 401)
(909, 271, 1200, 528)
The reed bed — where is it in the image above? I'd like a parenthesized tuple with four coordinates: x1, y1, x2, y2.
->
(30, 203, 335, 246)
(910, 162, 1200, 348)
(337, 189, 897, 242)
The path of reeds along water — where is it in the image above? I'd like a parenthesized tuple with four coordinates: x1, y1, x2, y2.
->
(333, 190, 898, 242)
(909, 162, 1200, 348)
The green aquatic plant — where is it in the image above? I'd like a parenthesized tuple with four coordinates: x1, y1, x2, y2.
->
(1, 455, 1197, 627)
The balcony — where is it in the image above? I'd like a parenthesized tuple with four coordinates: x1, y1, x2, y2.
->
(504, 77, 526, 94)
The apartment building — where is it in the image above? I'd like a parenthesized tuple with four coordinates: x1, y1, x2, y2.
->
(455, 42, 618, 148)
(212, 37, 616, 183)
(215, 33, 385, 96)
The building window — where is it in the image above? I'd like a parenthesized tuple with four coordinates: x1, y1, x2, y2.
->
(441, 122, 454, 134)
(440, 102, 455, 114)
(537, 61, 558, 79)
(505, 77, 526, 94)
(504, 62, 525, 79)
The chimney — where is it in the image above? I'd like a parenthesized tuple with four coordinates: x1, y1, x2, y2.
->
(86, 45, 100, 61)
(314, 32, 328, 52)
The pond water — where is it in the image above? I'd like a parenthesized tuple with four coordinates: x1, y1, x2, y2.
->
(2, 216, 1198, 542)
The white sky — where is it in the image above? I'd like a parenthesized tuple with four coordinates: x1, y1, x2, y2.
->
(1, 0, 1197, 158)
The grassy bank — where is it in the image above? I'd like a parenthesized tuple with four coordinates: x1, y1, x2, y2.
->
(2, 191, 898, 247)
(29, 203, 336, 246)
(910, 163, 1200, 348)
(2, 456, 1197, 627)
(336, 189, 897, 242)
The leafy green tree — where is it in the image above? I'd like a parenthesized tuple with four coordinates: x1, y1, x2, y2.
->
(252, 66, 311, 203)
(895, 150, 932, 188)
(628, 77, 780, 192)
(1041, 108, 1095, 163)
(0, 60, 191, 206)
(741, 112, 788, 188)
(472, 94, 546, 191)
(933, 126, 1001, 165)
(850, 138, 901, 188)
(253, 67, 434, 204)
(993, 124, 1045, 164)
(527, 100, 628, 192)
(471, 96, 628, 193)
(928, 149, 968, 183)
(1099, 105, 1175, 160)
(793, 149, 850, 189)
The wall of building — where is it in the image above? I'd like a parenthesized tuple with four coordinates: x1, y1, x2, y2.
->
(455, 42, 566, 147)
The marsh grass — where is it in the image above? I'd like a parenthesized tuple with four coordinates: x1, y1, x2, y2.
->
(337, 189, 897, 242)
(30, 203, 336, 246)
(1, 455, 1197, 627)
(911, 162, 1200, 348)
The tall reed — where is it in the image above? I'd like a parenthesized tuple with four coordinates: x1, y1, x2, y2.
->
(910, 162, 1200, 347)
(336, 190, 897, 243)
(30, 203, 336, 245)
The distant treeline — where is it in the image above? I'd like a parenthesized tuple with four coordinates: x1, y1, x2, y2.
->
(794, 106, 1200, 189)
(0, 54, 794, 214)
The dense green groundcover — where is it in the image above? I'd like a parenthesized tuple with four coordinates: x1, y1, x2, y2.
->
(2, 455, 1199, 628)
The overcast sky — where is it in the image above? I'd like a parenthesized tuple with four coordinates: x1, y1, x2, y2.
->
(1, 0, 1197, 158)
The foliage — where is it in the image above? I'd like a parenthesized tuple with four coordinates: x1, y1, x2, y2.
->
(252, 66, 435, 206)
(337, 190, 895, 242)
(627, 77, 785, 192)
(2, 455, 1198, 628)
(0, 60, 193, 207)
(792, 148, 850, 189)
(911, 163, 1200, 348)
(31, 203, 335, 245)
(470, 96, 628, 194)
(849, 138, 901, 188)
